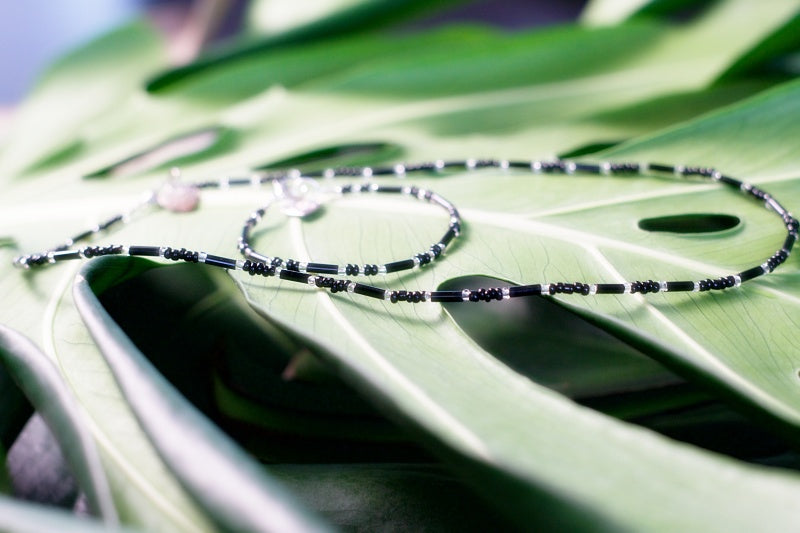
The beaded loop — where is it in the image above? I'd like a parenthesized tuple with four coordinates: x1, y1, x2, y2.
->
(11, 159, 797, 306)
(239, 181, 460, 276)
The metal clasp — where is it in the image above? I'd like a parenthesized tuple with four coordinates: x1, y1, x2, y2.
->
(273, 171, 323, 217)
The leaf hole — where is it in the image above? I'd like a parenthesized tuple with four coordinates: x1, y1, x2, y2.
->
(255, 142, 403, 172)
(440, 275, 795, 460)
(84, 126, 236, 179)
(558, 140, 623, 159)
(638, 213, 740, 234)
(439, 275, 684, 402)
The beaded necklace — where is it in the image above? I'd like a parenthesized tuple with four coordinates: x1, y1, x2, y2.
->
(12, 159, 797, 304)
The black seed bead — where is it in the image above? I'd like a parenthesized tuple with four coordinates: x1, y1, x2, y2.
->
(389, 292, 398, 303)
(469, 291, 479, 302)
(397, 290, 408, 301)
(611, 162, 640, 174)
(548, 284, 556, 295)
(431, 244, 442, 258)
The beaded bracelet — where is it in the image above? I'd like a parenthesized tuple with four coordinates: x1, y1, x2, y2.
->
(12, 159, 798, 305)
(239, 180, 460, 277)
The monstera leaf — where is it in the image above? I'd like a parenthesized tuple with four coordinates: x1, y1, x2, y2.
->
(2, 1, 800, 531)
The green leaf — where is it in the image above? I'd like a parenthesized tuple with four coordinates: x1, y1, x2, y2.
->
(235, 79, 800, 531)
(3, 2, 800, 531)
(41, 261, 221, 532)
(148, 0, 465, 94)
(73, 260, 332, 532)
(0, 496, 136, 533)
(0, 325, 117, 522)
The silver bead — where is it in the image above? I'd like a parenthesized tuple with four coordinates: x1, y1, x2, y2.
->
(461, 289, 471, 302)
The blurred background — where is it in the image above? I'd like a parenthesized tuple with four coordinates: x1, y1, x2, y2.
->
(0, 0, 587, 106)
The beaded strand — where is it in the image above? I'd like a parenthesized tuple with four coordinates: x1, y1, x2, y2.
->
(239, 181, 460, 277)
(12, 159, 798, 305)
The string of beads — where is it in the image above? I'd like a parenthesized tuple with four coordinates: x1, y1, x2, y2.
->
(12, 159, 798, 304)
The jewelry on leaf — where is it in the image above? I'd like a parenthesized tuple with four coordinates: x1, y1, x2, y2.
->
(12, 159, 798, 305)
(239, 175, 460, 277)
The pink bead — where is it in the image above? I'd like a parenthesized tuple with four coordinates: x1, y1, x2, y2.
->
(157, 181, 200, 212)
